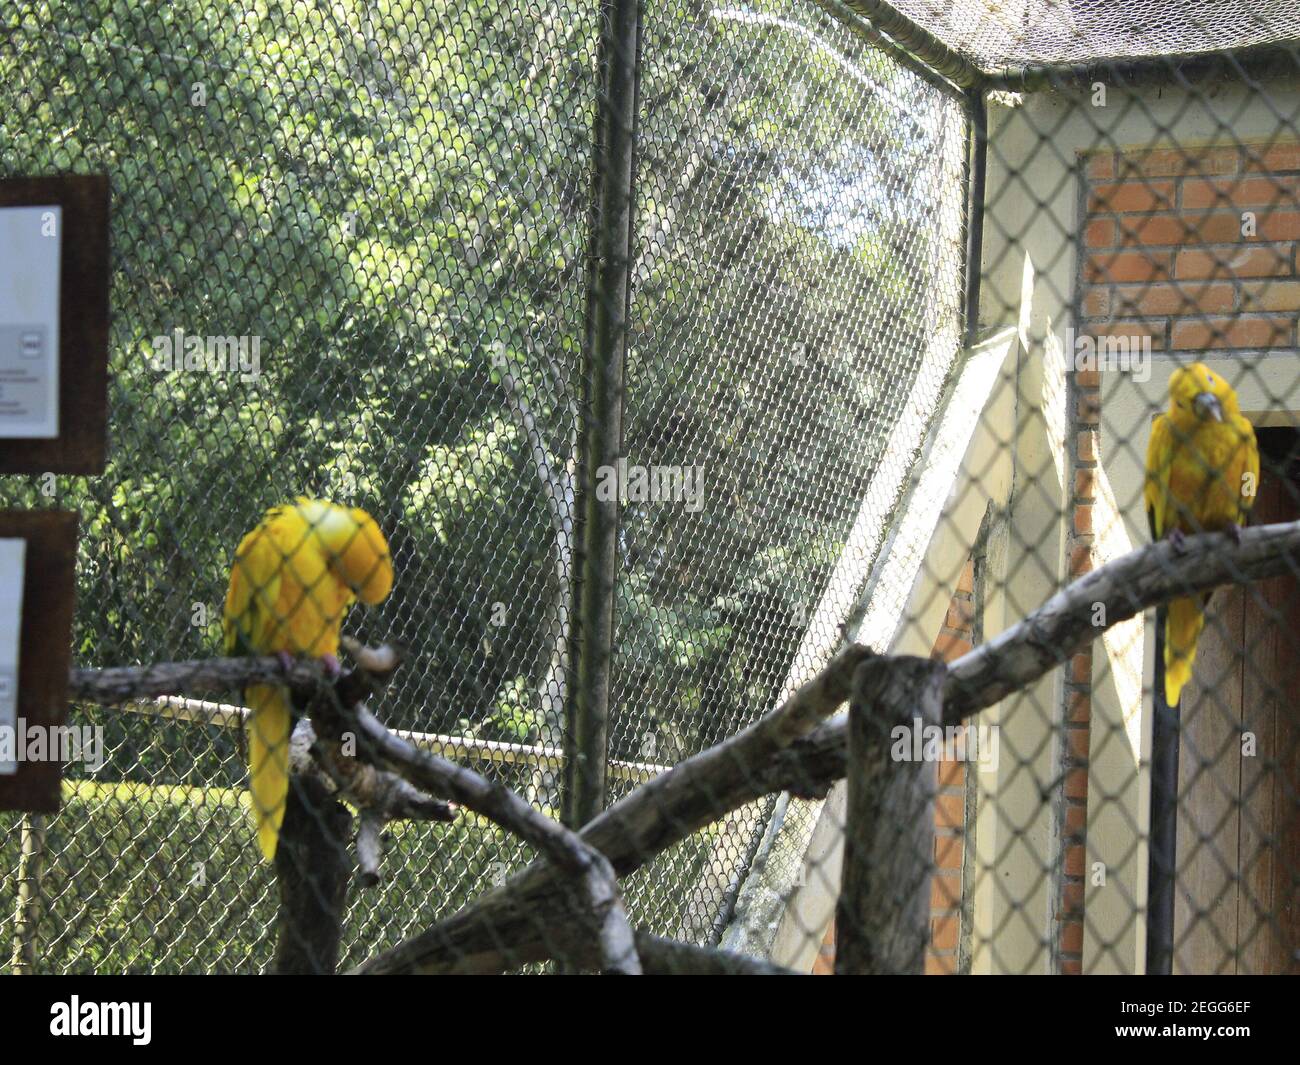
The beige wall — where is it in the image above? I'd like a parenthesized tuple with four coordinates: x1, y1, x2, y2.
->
(981, 75, 1300, 974)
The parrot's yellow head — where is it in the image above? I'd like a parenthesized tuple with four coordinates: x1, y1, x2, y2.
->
(1166, 362, 1240, 429)
(297, 498, 394, 605)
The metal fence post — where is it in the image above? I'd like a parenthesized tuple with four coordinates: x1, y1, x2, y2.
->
(564, 0, 643, 831)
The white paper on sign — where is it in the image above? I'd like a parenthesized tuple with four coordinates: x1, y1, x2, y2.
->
(0, 204, 62, 438)
(0, 538, 24, 775)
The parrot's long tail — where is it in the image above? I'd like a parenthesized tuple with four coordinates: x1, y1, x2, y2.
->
(246, 683, 291, 862)
(1163, 595, 1205, 707)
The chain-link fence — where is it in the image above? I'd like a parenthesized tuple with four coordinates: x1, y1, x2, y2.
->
(0, 0, 1297, 975)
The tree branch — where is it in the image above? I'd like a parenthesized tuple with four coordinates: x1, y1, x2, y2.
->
(942, 519, 1300, 722)
(835, 656, 942, 974)
(355, 519, 1300, 974)
(63, 521, 1300, 974)
(347, 702, 639, 973)
(69, 654, 328, 704)
(353, 642, 874, 973)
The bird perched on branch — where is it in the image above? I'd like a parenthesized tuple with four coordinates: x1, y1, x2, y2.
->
(1145, 363, 1258, 706)
(223, 498, 394, 860)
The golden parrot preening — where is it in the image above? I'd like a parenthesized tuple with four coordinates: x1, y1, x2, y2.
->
(1144, 363, 1259, 707)
(223, 498, 394, 861)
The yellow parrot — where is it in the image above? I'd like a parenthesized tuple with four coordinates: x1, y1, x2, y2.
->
(223, 498, 394, 861)
(1144, 363, 1258, 706)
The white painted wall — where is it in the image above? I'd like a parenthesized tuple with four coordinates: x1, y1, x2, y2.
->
(981, 74, 1300, 974)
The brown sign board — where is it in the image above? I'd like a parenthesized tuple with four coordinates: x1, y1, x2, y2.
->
(0, 175, 109, 474)
(0, 511, 77, 812)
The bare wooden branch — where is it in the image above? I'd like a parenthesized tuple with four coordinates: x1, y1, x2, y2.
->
(70, 654, 328, 705)
(61, 521, 1300, 974)
(633, 932, 800, 975)
(835, 656, 943, 975)
(274, 773, 351, 975)
(341, 700, 641, 975)
(943, 519, 1300, 722)
(356, 521, 1300, 974)
(356, 813, 385, 888)
(290, 718, 456, 823)
(354, 642, 874, 973)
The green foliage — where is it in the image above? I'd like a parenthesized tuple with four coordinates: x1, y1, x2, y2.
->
(0, 0, 960, 965)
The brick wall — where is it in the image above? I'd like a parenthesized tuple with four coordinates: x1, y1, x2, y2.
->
(1072, 141, 1300, 974)
(928, 558, 975, 975)
(1082, 143, 1300, 353)
(1061, 386, 1093, 972)
(813, 558, 977, 974)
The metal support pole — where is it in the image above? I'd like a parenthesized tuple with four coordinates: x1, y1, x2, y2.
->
(962, 88, 987, 351)
(565, 0, 642, 831)
(986, 42, 1300, 93)
(1145, 611, 1179, 975)
(842, 0, 987, 90)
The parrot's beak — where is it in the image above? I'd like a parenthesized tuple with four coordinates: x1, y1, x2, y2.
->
(1193, 392, 1224, 422)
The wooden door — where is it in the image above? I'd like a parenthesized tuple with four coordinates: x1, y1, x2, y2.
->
(1173, 428, 1300, 974)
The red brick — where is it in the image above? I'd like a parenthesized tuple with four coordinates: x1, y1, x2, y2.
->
(1084, 319, 1166, 352)
(1060, 957, 1083, 975)
(1064, 802, 1088, 841)
(931, 874, 961, 909)
(1061, 880, 1085, 917)
(1114, 215, 1187, 246)
(1086, 151, 1116, 180)
(935, 836, 963, 871)
(926, 952, 957, 975)
(1240, 280, 1300, 312)
(1185, 208, 1300, 241)
(933, 631, 973, 662)
(1174, 245, 1291, 280)
(1243, 141, 1300, 173)
(1063, 844, 1087, 878)
(930, 915, 959, 950)
(936, 792, 965, 830)
(956, 560, 975, 595)
(1085, 218, 1116, 247)
(1064, 768, 1089, 800)
(1170, 316, 1293, 350)
(1073, 504, 1094, 536)
(1068, 691, 1090, 726)
(1060, 918, 1085, 954)
(1256, 210, 1300, 241)
(1076, 393, 1101, 423)
(1182, 174, 1299, 208)
(1066, 726, 1090, 762)
(1086, 251, 1172, 283)
(945, 597, 975, 633)
(938, 758, 965, 789)
(1069, 544, 1092, 577)
(1074, 367, 1101, 388)
(1118, 212, 1247, 245)
(1118, 146, 1239, 178)
(1082, 287, 1110, 318)
(1071, 652, 1092, 684)
(1075, 469, 1096, 501)
(1077, 430, 1097, 463)
(1107, 281, 1234, 316)
(1088, 180, 1175, 213)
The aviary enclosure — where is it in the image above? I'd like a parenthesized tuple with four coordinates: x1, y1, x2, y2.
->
(2, 0, 1299, 976)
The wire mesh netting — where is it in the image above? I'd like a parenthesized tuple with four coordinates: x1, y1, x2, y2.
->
(0, 0, 1297, 976)
(886, 0, 1300, 67)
